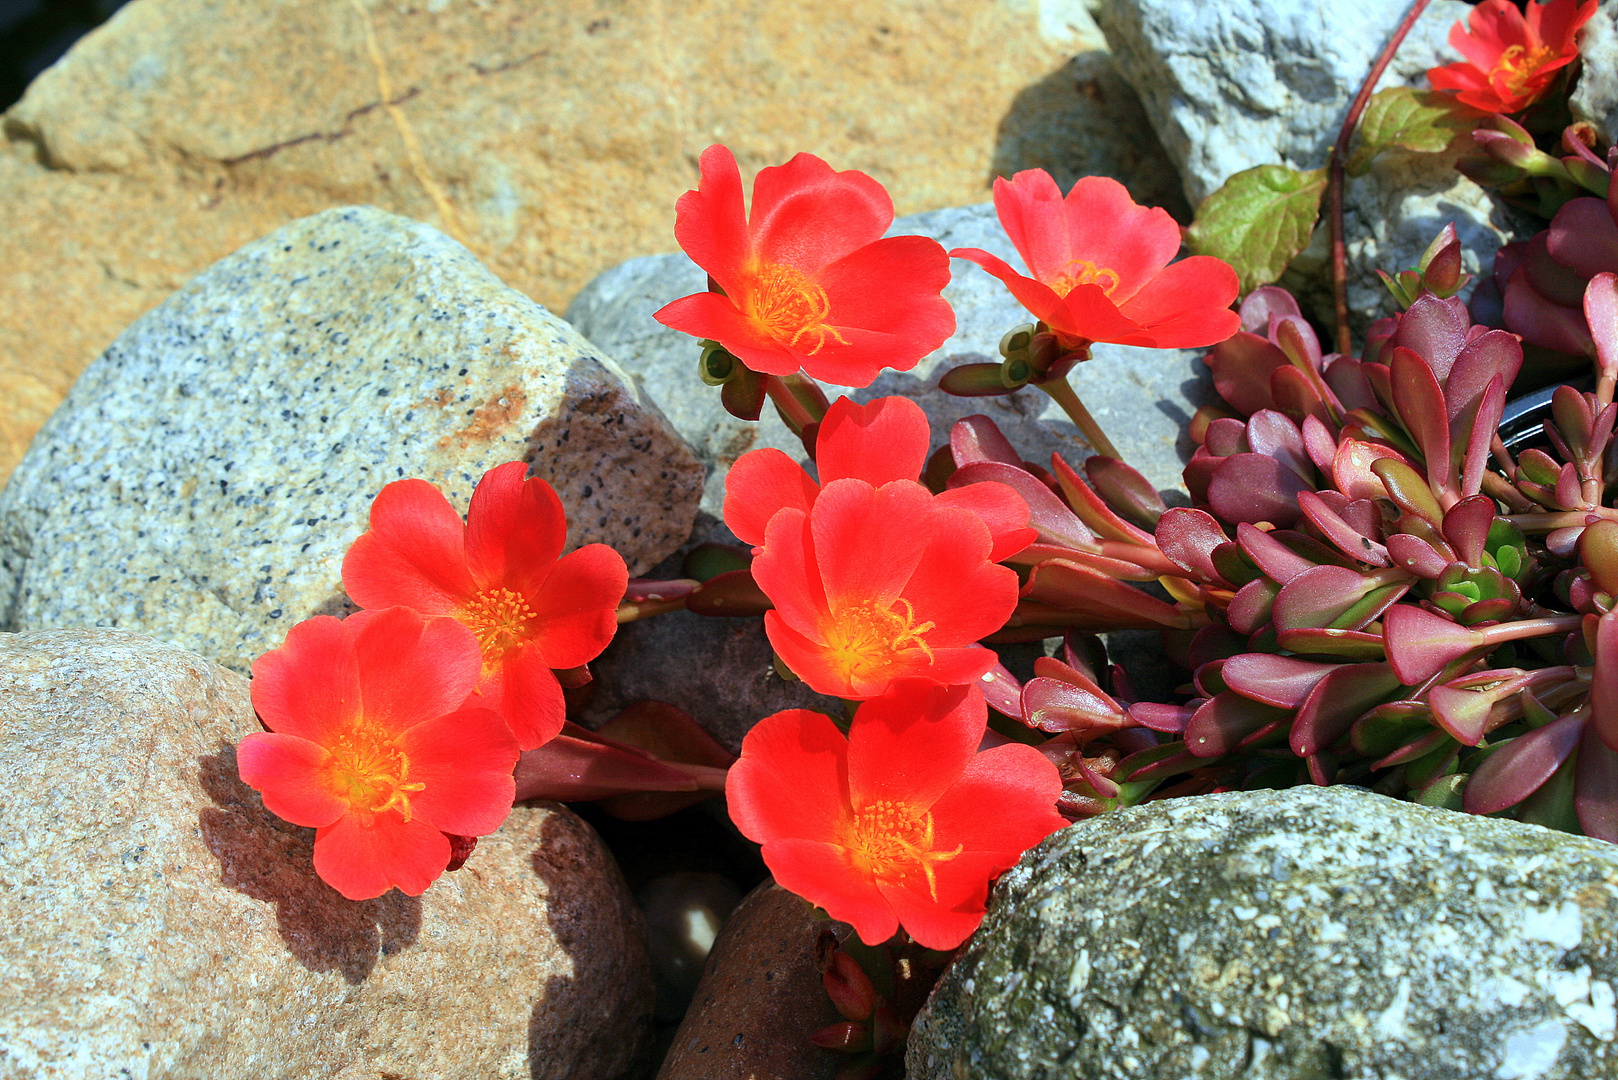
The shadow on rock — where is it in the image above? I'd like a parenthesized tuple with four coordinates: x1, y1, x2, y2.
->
(197, 741, 421, 985)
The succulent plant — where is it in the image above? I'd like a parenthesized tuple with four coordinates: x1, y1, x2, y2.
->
(941, 267, 1618, 841)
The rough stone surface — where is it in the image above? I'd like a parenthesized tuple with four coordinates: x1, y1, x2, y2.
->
(566, 202, 1215, 507)
(0, 0, 1168, 483)
(1098, 0, 1515, 331)
(658, 881, 849, 1080)
(0, 628, 653, 1080)
(909, 786, 1618, 1080)
(1572, 1, 1618, 145)
(0, 206, 702, 672)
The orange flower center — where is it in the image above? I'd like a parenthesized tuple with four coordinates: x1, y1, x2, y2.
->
(1490, 43, 1558, 97)
(848, 799, 963, 900)
(322, 724, 425, 822)
(1048, 258, 1121, 298)
(742, 261, 849, 354)
(461, 587, 537, 657)
(821, 598, 936, 684)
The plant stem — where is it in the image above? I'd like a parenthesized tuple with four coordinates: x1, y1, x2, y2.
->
(1039, 376, 1123, 460)
(1329, 0, 1435, 355)
(763, 374, 818, 434)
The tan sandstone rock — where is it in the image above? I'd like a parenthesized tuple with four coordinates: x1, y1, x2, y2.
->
(0, 627, 653, 1080)
(0, 0, 1187, 482)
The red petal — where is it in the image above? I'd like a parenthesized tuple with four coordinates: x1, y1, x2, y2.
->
(934, 482, 1036, 563)
(478, 643, 567, 750)
(752, 507, 830, 639)
(1427, 62, 1493, 97)
(797, 237, 955, 387)
(816, 395, 931, 489)
(722, 447, 820, 547)
(350, 607, 484, 734)
(726, 708, 854, 847)
(1461, 0, 1528, 58)
(1118, 257, 1241, 341)
(988, 169, 1069, 283)
(749, 153, 892, 273)
(401, 706, 519, 835)
(341, 478, 476, 615)
(875, 850, 1006, 950)
(927, 743, 1067, 858)
(523, 543, 629, 668)
(250, 615, 362, 743)
(464, 463, 567, 596)
(312, 814, 452, 900)
(950, 247, 1075, 332)
(762, 610, 846, 696)
(236, 732, 345, 828)
(812, 479, 935, 610)
(845, 682, 983, 812)
(672, 144, 752, 289)
(1532, 0, 1597, 50)
(900, 507, 1019, 646)
(1056, 175, 1182, 302)
(762, 837, 897, 947)
(652, 291, 803, 376)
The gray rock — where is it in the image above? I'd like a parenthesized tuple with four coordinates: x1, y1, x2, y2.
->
(0, 628, 652, 1080)
(1098, 0, 1514, 332)
(909, 786, 1618, 1080)
(0, 206, 703, 672)
(566, 202, 1216, 505)
(1572, 1, 1618, 146)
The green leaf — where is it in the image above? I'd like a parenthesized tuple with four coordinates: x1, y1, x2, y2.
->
(1185, 164, 1327, 294)
(1348, 86, 1483, 176)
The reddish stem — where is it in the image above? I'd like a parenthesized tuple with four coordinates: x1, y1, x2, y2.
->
(1330, 0, 1435, 355)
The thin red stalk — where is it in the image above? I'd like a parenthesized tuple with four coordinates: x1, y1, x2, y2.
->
(1330, 0, 1435, 355)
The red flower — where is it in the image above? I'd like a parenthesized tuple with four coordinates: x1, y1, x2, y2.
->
(751, 469, 1021, 699)
(1428, 0, 1596, 114)
(724, 394, 1036, 562)
(342, 461, 628, 751)
(727, 681, 1067, 950)
(652, 145, 956, 388)
(950, 171, 1240, 352)
(238, 608, 520, 900)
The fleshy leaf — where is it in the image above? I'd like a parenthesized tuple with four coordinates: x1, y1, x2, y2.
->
(1185, 165, 1328, 294)
(1462, 712, 1584, 816)
(1290, 663, 1403, 756)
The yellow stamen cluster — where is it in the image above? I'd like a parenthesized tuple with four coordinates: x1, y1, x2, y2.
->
(822, 598, 936, 684)
(460, 587, 537, 657)
(849, 799, 963, 900)
(744, 262, 849, 354)
(323, 725, 425, 822)
(1049, 258, 1121, 298)
(1491, 43, 1557, 97)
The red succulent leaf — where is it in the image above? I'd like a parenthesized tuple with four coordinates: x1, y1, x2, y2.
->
(1547, 197, 1618, 281)
(1388, 294, 1471, 381)
(1021, 675, 1130, 736)
(1576, 721, 1618, 842)
(686, 568, 774, 616)
(1275, 627, 1387, 660)
(1383, 604, 1486, 684)
(1428, 669, 1532, 745)
(1237, 523, 1321, 584)
(1050, 453, 1161, 547)
(1222, 653, 1339, 709)
(949, 461, 1094, 551)
(1203, 331, 1287, 416)
(980, 660, 1026, 720)
(1290, 663, 1403, 757)
(1128, 702, 1196, 734)
(1333, 439, 1416, 502)
(1239, 285, 1304, 332)
(1298, 491, 1391, 567)
(1207, 454, 1311, 527)
(1227, 578, 1281, 635)
(1084, 456, 1167, 530)
(1504, 263, 1597, 356)
(1586, 273, 1618, 385)
(1019, 560, 1192, 630)
(1464, 712, 1585, 816)
(1441, 495, 1497, 568)
(1155, 508, 1232, 584)
(1590, 610, 1618, 751)
(1185, 691, 1290, 758)
(1272, 566, 1410, 632)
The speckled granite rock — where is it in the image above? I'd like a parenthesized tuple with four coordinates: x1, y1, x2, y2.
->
(909, 786, 1618, 1080)
(0, 0, 1138, 484)
(0, 205, 702, 671)
(0, 628, 652, 1080)
(566, 202, 1213, 505)
(1572, 1, 1618, 145)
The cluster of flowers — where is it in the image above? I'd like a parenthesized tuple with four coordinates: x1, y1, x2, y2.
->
(239, 463, 628, 899)
(238, 0, 1618, 965)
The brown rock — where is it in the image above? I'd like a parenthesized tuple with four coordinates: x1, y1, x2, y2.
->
(658, 880, 850, 1080)
(0, 0, 1156, 482)
(0, 628, 653, 1079)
